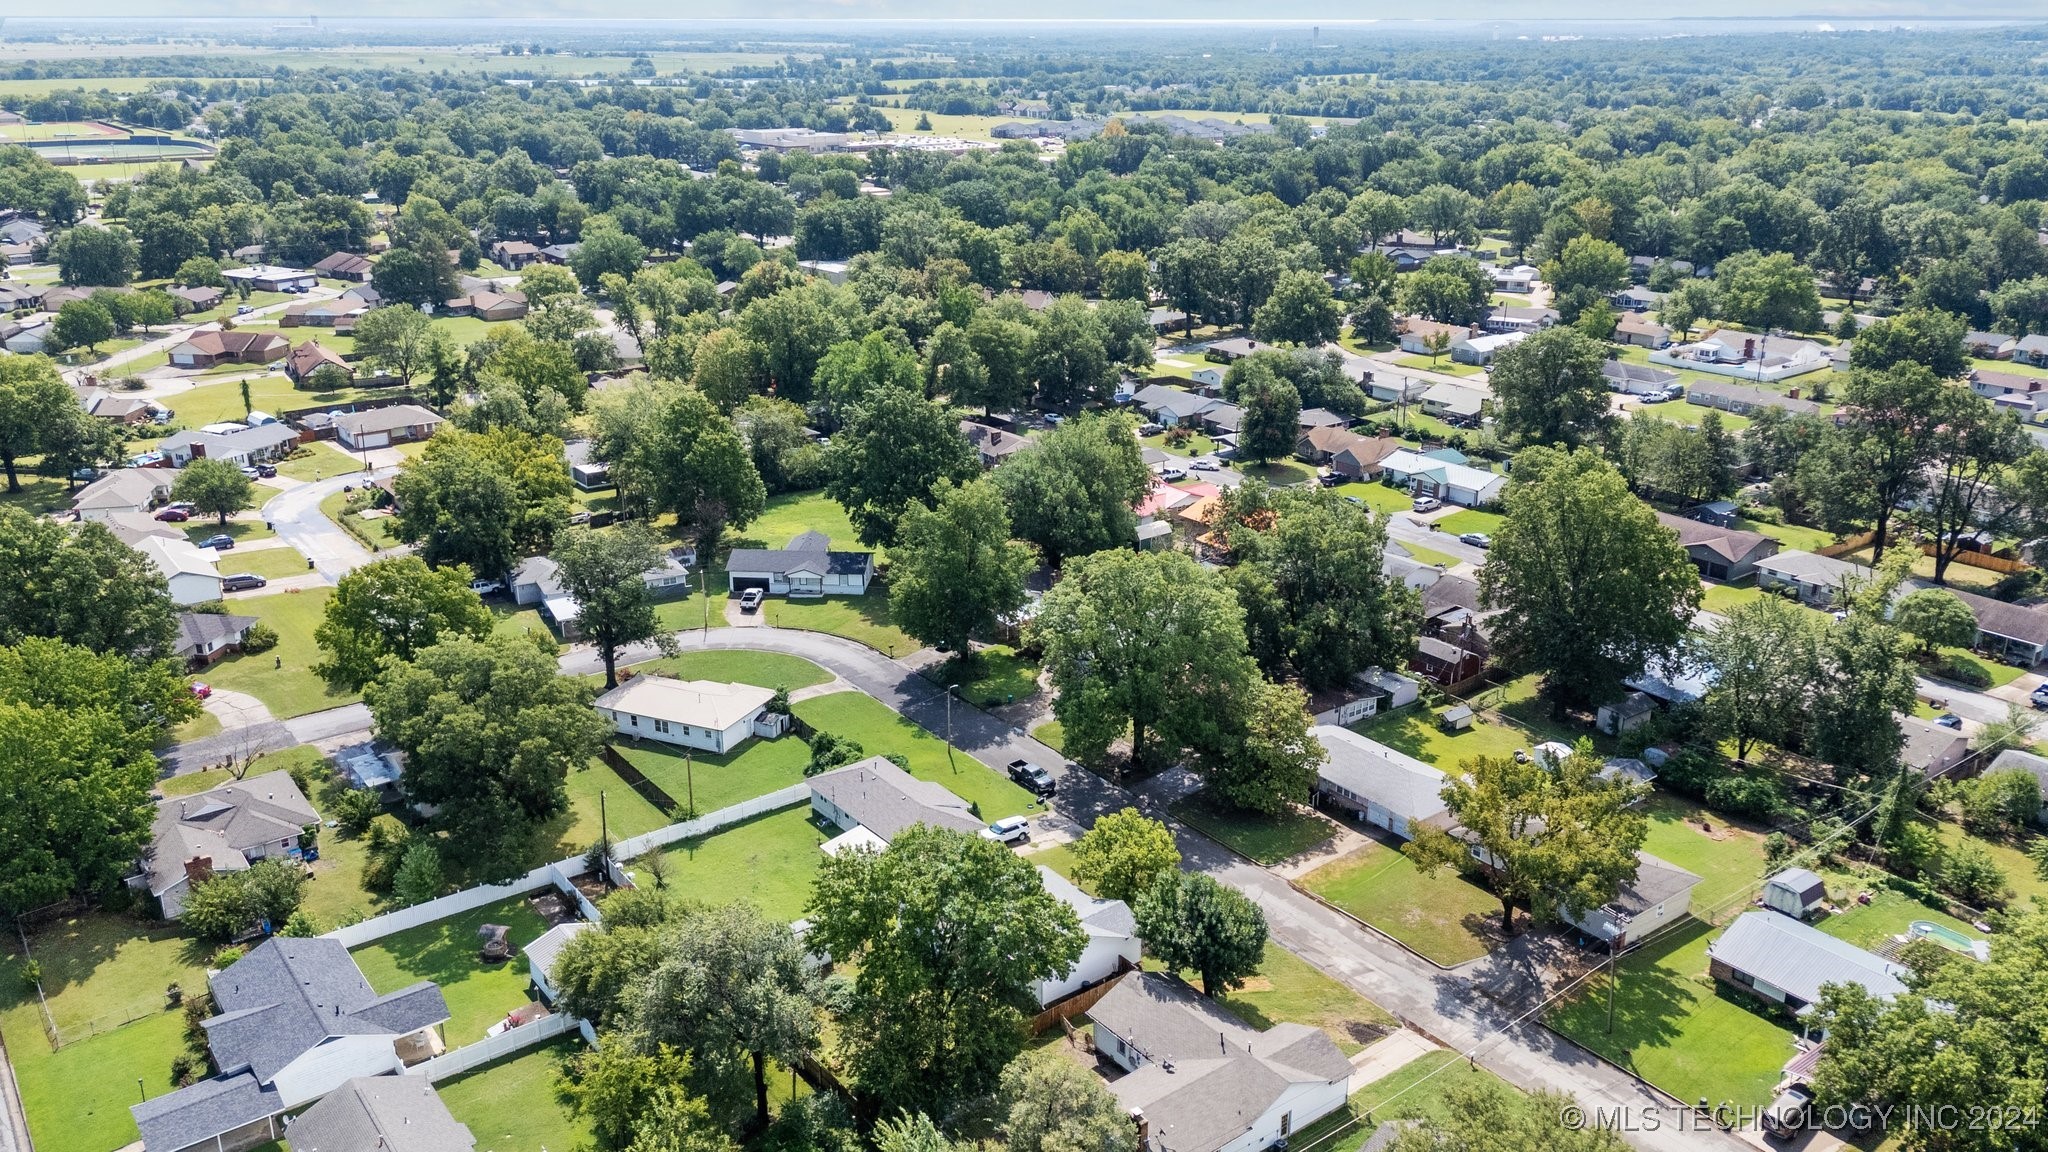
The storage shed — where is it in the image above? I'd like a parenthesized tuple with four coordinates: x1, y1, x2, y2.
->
(1762, 867, 1828, 919)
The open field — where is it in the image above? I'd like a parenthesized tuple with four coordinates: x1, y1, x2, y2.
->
(654, 804, 828, 922)
(1637, 795, 1772, 911)
(437, 1039, 593, 1152)
(161, 375, 373, 429)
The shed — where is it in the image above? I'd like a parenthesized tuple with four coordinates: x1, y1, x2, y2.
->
(1762, 867, 1827, 919)
(1596, 692, 1657, 736)
(1440, 705, 1473, 730)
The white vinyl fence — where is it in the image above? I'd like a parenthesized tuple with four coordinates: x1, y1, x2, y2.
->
(404, 1010, 581, 1082)
(615, 783, 809, 860)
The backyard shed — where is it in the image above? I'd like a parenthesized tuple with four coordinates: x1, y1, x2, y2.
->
(1762, 868, 1828, 919)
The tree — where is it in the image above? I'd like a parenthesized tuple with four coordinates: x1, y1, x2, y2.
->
(365, 632, 610, 876)
(1233, 361, 1302, 465)
(1480, 448, 1701, 714)
(0, 510, 176, 656)
(174, 256, 223, 288)
(1701, 597, 1823, 760)
(1920, 393, 2031, 583)
(49, 298, 115, 354)
(129, 291, 175, 333)
(1069, 808, 1180, 905)
(964, 310, 1038, 415)
(1031, 549, 1258, 769)
(172, 458, 256, 527)
(993, 412, 1151, 568)
(641, 385, 766, 555)
(1409, 744, 1648, 935)
(352, 305, 439, 385)
(571, 227, 649, 289)
(1252, 268, 1341, 346)
(394, 427, 574, 580)
(554, 523, 673, 689)
(1096, 249, 1150, 303)
(1398, 256, 1492, 326)
(1809, 613, 1917, 781)
(566, 1043, 702, 1152)
(1488, 327, 1612, 448)
(999, 1050, 1135, 1152)
(1659, 280, 1717, 341)
(1837, 364, 1948, 561)
(1960, 768, 2042, 835)
(1891, 587, 1977, 656)
(372, 244, 459, 308)
(0, 355, 94, 493)
(48, 223, 136, 286)
(1198, 680, 1324, 815)
(553, 918, 671, 1030)
(813, 330, 919, 427)
(1715, 251, 1822, 333)
(1541, 235, 1630, 322)
(1135, 871, 1267, 996)
(806, 825, 1085, 1120)
(1387, 1080, 1630, 1152)
(1031, 295, 1117, 409)
(1850, 308, 1967, 378)
(391, 840, 445, 907)
(615, 902, 826, 1132)
(179, 858, 306, 942)
(826, 388, 979, 548)
(889, 477, 1035, 661)
(313, 556, 495, 691)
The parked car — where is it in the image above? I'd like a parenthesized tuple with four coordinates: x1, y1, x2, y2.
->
(1934, 713, 1964, 730)
(1043, 413, 1064, 426)
(1007, 759, 1057, 797)
(1411, 496, 1441, 513)
(254, 463, 277, 479)
(1761, 1086, 1812, 1141)
(221, 573, 268, 592)
(1192, 458, 1220, 471)
(1459, 532, 1492, 549)
(2030, 683, 2048, 710)
(1319, 472, 1345, 487)
(239, 466, 261, 478)
(1158, 466, 1187, 481)
(234, 305, 253, 316)
(154, 507, 190, 522)
(190, 682, 212, 700)
(70, 466, 100, 482)
(1138, 423, 1164, 436)
(198, 534, 236, 550)
(739, 588, 765, 613)
(567, 510, 592, 526)
(469, 578, 504, 596)
(979, 816, 1032, 846)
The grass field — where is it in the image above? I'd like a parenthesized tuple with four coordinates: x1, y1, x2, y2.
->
(654, 804, 829, 922)
(1815, 885, 1980, 952)
(437, 1039, 592, 1152)
(736, 489, 868, 554)
(222, 545, 311, 581)
(1637, 795, 1772, 912)
(1156, 942, 1397, 1055)
(1436, 509, 1505, 537)
(197, 587, 358, 718)
(351, 893, 548, 1045)
(162, 375, 372, 429)
(614, 729, 808, 816)
(1701, 577, 1766, 614)
(1169, 791, 1335, 865)
(793, 690, 1039, 820)
(272, 441, 365, 483)
(1355, 701, 1534, 772)
(1394, 355, 1483, 377)
(1330, 480, 1417, 516)
(627, 650, 831, 690)
(1300, 838, 1505, 966)
(765, 591, 914, 657)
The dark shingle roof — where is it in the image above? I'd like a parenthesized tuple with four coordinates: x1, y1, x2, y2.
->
(205, 939, 449, 1082)
(174, 611, 258, 656)
(725, 531, 872, 578)
(131, 1071, 281, 1152)
(287, 1076, 477, 1152)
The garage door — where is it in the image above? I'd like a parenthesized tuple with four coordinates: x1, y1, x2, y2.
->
(729, 575, 770, 591)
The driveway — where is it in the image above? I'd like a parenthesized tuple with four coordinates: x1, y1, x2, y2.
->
(262, 469, 392, 581)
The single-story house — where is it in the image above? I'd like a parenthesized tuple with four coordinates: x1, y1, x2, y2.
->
(1707, 911, 1907, 1020)
(1421, 572, 1494, 661)
(1602, 360, 1681, 397)
(1366, 371, 1429, 404)
(1482, 305, 1557, 334)
(1487, 265, 1538, 293)
(222, 265, 318, 293)
(73, 385, 163, 425)
(1563, 851, 1700, 948)
(1937, 585, 2048, 667)
(2014, 334, 2048, 367)
(132, 939, 450, 1152)
(1984, 749, 2048, 826)
(1610, 285, 1662, 312)
(136, 536, 223, 606)
(961, 419, 1030, 468)
(0, 318, 50, 354)
(334, 404, 445, 451)
(311, 251, 375, 282)
(1418, 381, 1486, 422)
(279, 297, 367, 331)
(0, 217, 46, 246)
(1296, 428, 1399, 479)
(1964, 331, 2017, 360)
(725, 531, 873, 598)
(173, 611, 259, 665)
(1397, 317, 1474, 356)
(593, 676, 781, 754)
(141, 770, 318, 919)
(808, 756, 984, 847)
(526, 921, 596, 1005)
(440, 289, 528, 321)
(1092, 972, 1351, 1152)
(1146, 307, 1189, 333)
(284, 1076, 475, 1152)
(1761, 867, 1828, 919)
(1654, 511, 1780, 581)
(168, 330, 289, 369)
(1451, 330, 1526, 366)
(1754, 550, 1863, 607)
(1297, 407, 1348, 431)
(159, 423, 302, 468)
(1312, 726, 1449, 840)
(73, 467, 175, 521)
(285, 340, 353, 385)
(168, 285, 224, 313)
(1034, 866, 1141, 1006)
(1614, 313, 1671, 349)
(1380, 449, 1505, 507)
(1133, 383, 1226, 428)
(539, 243, 581, 266)
(1967, 368, 2044, 402)
(1205, 336, 1269, 363)
(512, 550, 693, 636)
(1898, 714, 1971, 780)
(1653, 330, 1830, 382)
(1683, 379, 1821, 418)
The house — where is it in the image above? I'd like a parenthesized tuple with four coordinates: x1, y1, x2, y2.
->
(1653, 330, 1830, 382)
(440, 290, 528, 321)
(726, 531, 874, 597)
(73, 384, 162, 425)
(1964, 331, 2017, 360)
(1683, 379, 1821, 418)
(72, 467, 175, 521)
(526, 921, 596, 1005)
(159, 423, 301, 468)
(960, 419, 1029, 468)
(311, 251, 374, 282)
(1563, 852, 1700, 948)
(1610, 285, 1662, 312)
(1614, 313, 1671, 349)
(489, 240, 542, 269)
(1654, 512, 1779, 581)
(222, 265, 319, 293)
(285, 340, 353, 385)
(1487, 264, 1538, 293)
(1366, 371, 1429, 404)
(1421, 573, 1494, 661)
(168, 285, 224, 313)
(1451, 330, 1526, 366)
(1898, 714, 1971, 780)
(283, 1076, 475, 1152)
(131, 939, 451, 1152)
(1602, 360, 1681, 397)
(1482, 305, 1557, 334)
(1147, 307, 1189, 333)
(333, 404, 445, 451)
(1935, 585, 2048, 667)
(1297, 407, 1347, 431)
(168, 330, 289, 369)
(1761, 867, 1828, 919)
(136, 536, 223, 606)
(1754, 550, 1862, 607)
(1034, 866, 1141, 1006)
(2014, 334, 2048, 367)
(512, 551, 694, 636)
(174, 611, 258, 665)
(564, 440, 611, 490)
(1312, 726, 1449, 840)
(1968, 368, 2044, 403)
(279, 297, 368, 331)
(1596, 692, 1658, 736)
(1205, 336, 1269, 363)
(141, 770, 319, 918)
(808, 756, 984, 848)
(1410, 634, 1484, 685)
(1091, 972, 1351, 1152)
(1707, 911, 1907, 1020)
(1417, 381, 1486, 423)
(539, 242, 581, 266)
(593, 676, 781, 754)
(1983, 750, 2048, 826)
(1397, 317, 1473, 356)
(0, 217, 46, 247)
(0, 316, 49, 354)
(1295, 428, 1398, 479)
(1018, 290, 1055, 313)
(1380, 449, 1505, 507)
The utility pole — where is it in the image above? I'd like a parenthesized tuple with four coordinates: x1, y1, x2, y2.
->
(944, 684, 958, 767)
(598, 789, 611, 889)
(686, 750, 695, 816)
(1605, 930, 1619, 1034)
(699, 565, 708, 635)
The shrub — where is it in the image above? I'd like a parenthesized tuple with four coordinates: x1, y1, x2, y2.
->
(804, 731, 864, 777)
(332, 788, 381, 836)
(209, 946, 244, 969)
(1959, 769, 2042, 835)
(1705, 771, 1786, 819)
(1929, 651, 1993, 688)
(360, 814, 412, 893)
(18, 960, 39, 990)
(392, 840, 445, 908)
(240, 621, 279, 654)
(1939, 841, 2012, 906)
(1882, 822, 1945, 880)
(169, 1051, 207, 1088)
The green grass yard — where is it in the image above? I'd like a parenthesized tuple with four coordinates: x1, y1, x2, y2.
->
(1931, 647, 2027, 689)
(223, 546, 311, 581)
(1814, 884, 1980, 952)
(1031, 720, 1065, 754)
(197, 588, 358, 718)
(1240, 459, 1319, 487)
(735, 490, 868, 554)
(1142, 430, 1221, 458)
(613, 731, 809, 816)
(163, 375, 372, 430)
(628, 650, 831, 690)
(1700, 578, 1766, 614)
(272, 441, 365, 483)
(923, 644, 1041, 708)
(1933, 822, 2048, 907)
(1157, 942, 1397, 1055)
(793, 691, 1039, 820)
(0, 474, 79, 517)
(437, 1039, 592, 1152)
(1395, 541, 1462, 568)
(1356, 702, 1536, 773)
(1394, 355, 1482, 377)
(765, 592, 914, 657)
(1168, 791, 1336, 865)
(319, 489, 404, 551)
(1300, 838, 1505, 966)
(1637, 795, 1772, 911)
(653, 805, 828, 922)
(561, 756, 672, 845)
(1351, 1050, 1518, 1127)
(350, 893, 548, 1045)
(183, 517, 274, 546)
(1436, 509, 1504, 537)
(1330, 480, 1418, 516)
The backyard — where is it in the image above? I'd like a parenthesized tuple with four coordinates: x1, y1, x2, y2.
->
(651, 804, 829, 922)
(1329, 480, 1417, 516)
(1299, 837, 1505, 966)
(197, 588, 359, 718)
(350, 893, 550, 1045)
(1168, 791, 1336, 865)
(160, 374, 373, 429)
(1637, 795, 1772, 913)
(612, 727, 809, 816)
(737, 489, 870, 555)
(792, 690, 1040, 820)
(437, 1039, 592, 1152)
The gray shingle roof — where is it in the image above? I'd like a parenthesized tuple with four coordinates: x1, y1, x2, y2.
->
(205, 938, 449, 1083)
(808, 756, 983, 840)
(1313, 726, 1449, 826)
(174, 611, 258, 656)
(132, 1071, 281, 1152)
(726, 532, 872, 578)
(286, 1076, 476, 1152)
(1603, 852, 1700, 920)
(1708, 911, 1908, 1008)
(147, 770, 318, 897)
(1988, 749, 2048, 791)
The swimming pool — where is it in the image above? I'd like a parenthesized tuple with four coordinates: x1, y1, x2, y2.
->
(1909, 920, 1989, 960)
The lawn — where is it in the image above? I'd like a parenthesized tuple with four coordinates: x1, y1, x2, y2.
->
(765, 592, 915, 657)
(561, 756, 673, 846)
(1330, 480, 1417, 516)
(1435, 509, 1504, 537)
(628, 650, 832, 690)
(491, 604, 550, 641)
(6, 1007, 189, 1152)
(272, 441, 365, 483)
(1393, 355, 1482, 377)
(1738, 516, 1836, 553)
(0, 474, 79, 517)
(437, 1039, 593, 1152)
(197, 588, 358, 718)
(1641, 401, 1754, 434)
(1240, 459, 1319, 487)
(350, 893, 548, 1045)
(793, 691, 1040, 820)
(649, 573, 731, 634)
(1701, 577, 1765, 614)
(1168, 791, 1336, 865)
(223, 545, 311, 581)
(1394, 541, 1462, 568)
(1355, 702, 1536, 773)
(164, 375, 372, 429)
(1931, 647, 2027, 689)
(735, 489, 868, 554)
(1637, 795, 1772, 912)
(613, 730, 810, 816)
(183, 517, 275, 546)
(1031, 720, 1065, 754)
(1158, 942, 1398, 1055)
(319, 489, 404, 551)
(1933, 821, 2048, 907)
(1300, 839, 1504, 966)
(653, 805, 829, 922)
(1814, 884, 1980, 952)
(923, 644, 1041, 708)
(1547, 919, 1793, 1110)
(1142, 430, 1221, 459)
(1351, 1050, 1518, 1126)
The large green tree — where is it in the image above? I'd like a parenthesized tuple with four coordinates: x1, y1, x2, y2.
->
(352, 305, 442, 386)
(0, 355, 95, 493)
(889, 477, 1035, 661)
(993, 413, 1151, 568)
(1478, 448, 1702, 713)
(1701, 596, 1824, 760)
(826, 387, 979, 548)
(998, 1050, 1136, 1152)
(313, 556, 495, 690)
(394, 427, 574, 580)
(1397, 256, 1491, 326)
(806, 825, 1085, 1121)
(1488, 327, 1613, 448)
(553, 523, 673, 689)
(171, 457, 256, 526)
(1835, 363, 1949, 561)
(1849, 308, 1967, 378)
(1069, 808, 1181, 905)
(1809, 612, 1918, 781)
(0, 510, 176, 656)
(1134, 871, 1268, 997)
(1541, 235, 1630, 322)
(642, 384, 766, 555)
(1252, 268, 1342, 346)
(1233, 360, 1302, 466)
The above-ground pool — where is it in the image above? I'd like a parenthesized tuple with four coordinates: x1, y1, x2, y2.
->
(1909, 920, 1990, 960)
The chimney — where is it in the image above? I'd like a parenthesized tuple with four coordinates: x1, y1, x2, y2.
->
(1131, 1108, 1149, 1148)
(183, 856, 214, 887)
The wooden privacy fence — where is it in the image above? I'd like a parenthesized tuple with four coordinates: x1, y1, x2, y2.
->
(1816, 530, 1876, 558)
(1027, 966, 1132, 1034)
(1920, 544, 2029, 575)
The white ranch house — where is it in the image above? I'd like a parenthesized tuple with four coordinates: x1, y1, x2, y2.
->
(593, 676, 787, 754)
